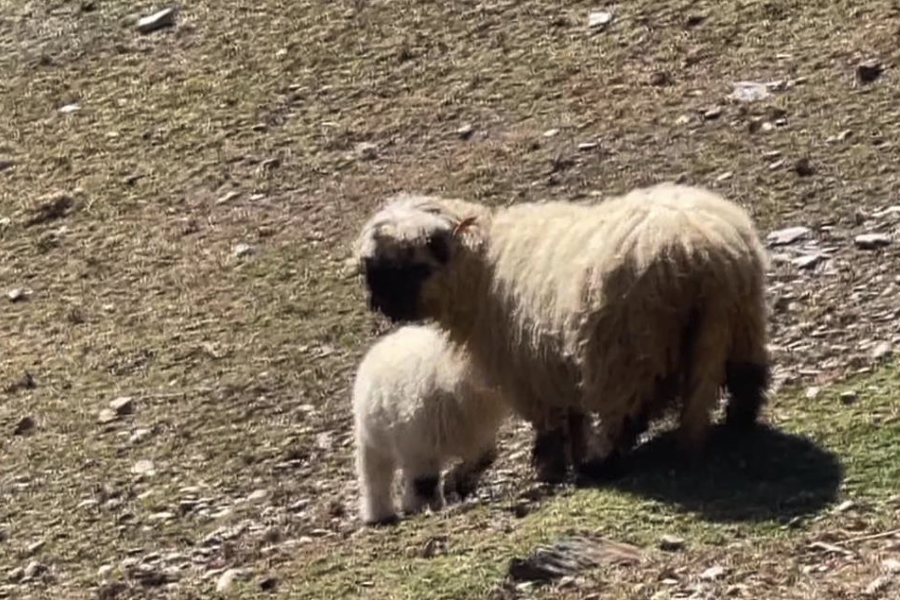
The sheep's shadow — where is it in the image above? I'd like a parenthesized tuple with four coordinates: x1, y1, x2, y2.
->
(580, 423, 844, 524)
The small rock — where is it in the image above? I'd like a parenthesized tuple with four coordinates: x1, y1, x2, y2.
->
(716, 171, 734, 182)
(794, 157, 815, 176)
(131, 460, 156, 477)
(7, 288, 29, 303)
(659, 535, 685, 551)
(767, 226, 811, 246)
(137, 8, 177, 34)
(26, 540, 45, 555)
(871, 341, 893, 361)
(588, 11, 612, 29)
(543, 129, 560, 138)
(247, 489, 269, 503)
(854, 233, 892, 249)
(130, 428, 152, 444)
(98, 409, 118, 424)
(354, 142, 378, 160)
(649, 71, 672, 86)
(0, 159, 14, 172)
(7, 567, 23, 583)
(700, 565, 726, 581)
(577, 141, 598, 151)
(13, 416, 36, 436)
(110, 396, 135, 416)
(729, 81, 771, 102)
(792, 253, 824, 270)
(215, 191, 240, 205)
(148, 512, 175, 522)
(839, 391, 858, 406)
(882, 558, 900, 574)
(857, 59, 883, 84)
(456, 124, 474, 139)
(805, 386, 821, 399)
(98, 564, 114, 578)
(216, 568, 244, 593)
(23, 560, 46, 580)
(702, 106, 722, 120)
(835, 499, 856, 513)
(315, 432, 334, 450)
(259, 576, 280, 592)
(233, 243, 254, 258)
(59, 104, 81, 114)
(864, 575, 889, 596)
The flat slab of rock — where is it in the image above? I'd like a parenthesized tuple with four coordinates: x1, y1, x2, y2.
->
(854, 233, 892, 249)
(767, 226, 811, 246)
(508, 535, 642, 582)
(137, 8, 176, 34)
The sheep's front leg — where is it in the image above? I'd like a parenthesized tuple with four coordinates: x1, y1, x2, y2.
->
(531, 409, 570, 484)
(575, 410, 646, 482)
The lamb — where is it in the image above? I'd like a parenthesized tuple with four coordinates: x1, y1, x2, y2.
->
(352, 323, 510, 526)
(352, 183, 771, 484)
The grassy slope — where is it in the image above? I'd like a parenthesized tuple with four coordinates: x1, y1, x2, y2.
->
(1, 0, 899, 599)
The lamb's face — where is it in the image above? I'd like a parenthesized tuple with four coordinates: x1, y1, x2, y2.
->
(355, 200, 455, 323)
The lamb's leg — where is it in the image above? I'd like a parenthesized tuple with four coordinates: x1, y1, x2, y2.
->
(357, 443, 398, 526)
(400, 459, 444, 515)
(443, 442, 498, 502)
(531, 412, 569, 484)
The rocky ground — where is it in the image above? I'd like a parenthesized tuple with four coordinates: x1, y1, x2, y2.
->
(1, 1, 900, 598)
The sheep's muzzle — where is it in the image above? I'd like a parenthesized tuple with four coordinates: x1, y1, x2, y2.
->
(362, 259, 433, 323)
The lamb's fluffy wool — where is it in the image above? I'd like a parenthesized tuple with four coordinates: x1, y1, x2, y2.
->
(353, 324, 509, 525)
(354, 183, 771, 479)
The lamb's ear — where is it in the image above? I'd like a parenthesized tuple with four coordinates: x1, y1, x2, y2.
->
(453, 216, 478, 237)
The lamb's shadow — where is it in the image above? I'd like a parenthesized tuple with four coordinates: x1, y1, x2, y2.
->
(585, 423, 844, 524)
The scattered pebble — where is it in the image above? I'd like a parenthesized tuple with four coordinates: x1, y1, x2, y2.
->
(792, 253, 824, 270)
(767, 226, 811, 246)
(700, 565, 726, 581)
(97, 564, 114, 578)
(233, 243, 254, 258)
(854, 233, 892, 250)
(98, 409, 118, 424)
(577, 141, 599, 151)
(148, 512, 175, 522)
(839, 390, 858, 406)
(247, 489, 269, 503)
(137, 8, 177, 34)
(7, 288, 29, 303)
(130, 428, 152, 444)
(659, 535, 685, 551)
(871, 341, 893, 361)
(805, 386, 821, 399)
(835, 499, 856, 513)
(702, 106, 722, 120)
(216, 568, 244, 593)
(857, 59, 883, 84)
(59, 104, 81, 114)
(13, 416, 36, 436)
(0, 159, 14, 172)
(543, 129, 560, 138)
(588, 11, 612, 28)
(131, 460, 156, 477)
(883, 558, 900, 574)
(110, 396, 135, 416)
(456, 124, 474, 139)
(354, 142, 378, 160)
(729, 81, 771, 103)
(794, 157, 815, 176)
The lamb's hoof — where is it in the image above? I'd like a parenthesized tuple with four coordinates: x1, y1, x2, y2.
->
(573, 454, 628, 484)
(362, 513, 400, 527)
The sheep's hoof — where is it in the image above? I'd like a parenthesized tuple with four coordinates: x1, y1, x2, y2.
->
(532, 428, 569, 485)
(362, 514, 400, 527)
(574, 454, 628, 484)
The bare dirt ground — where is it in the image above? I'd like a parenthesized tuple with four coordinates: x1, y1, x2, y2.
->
(1, 1, 900, 599)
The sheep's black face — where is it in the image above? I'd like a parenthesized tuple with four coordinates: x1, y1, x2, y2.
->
(363, 259, 434, 323)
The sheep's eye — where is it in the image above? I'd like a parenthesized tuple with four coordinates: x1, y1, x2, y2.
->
(426, 235, 450, 264)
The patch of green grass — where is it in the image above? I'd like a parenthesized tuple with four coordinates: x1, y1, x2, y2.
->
(282, 362, 900, 599)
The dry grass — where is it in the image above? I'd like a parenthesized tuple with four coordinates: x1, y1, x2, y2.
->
(2, 0, 900, 598)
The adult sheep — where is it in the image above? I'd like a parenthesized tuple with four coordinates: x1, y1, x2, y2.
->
(352, 183, 771, 484)
(353, 323, 509, 526)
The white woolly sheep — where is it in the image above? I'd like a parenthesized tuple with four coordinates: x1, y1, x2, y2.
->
(353, 323, 509, 526)
(353, 183, 771, 483)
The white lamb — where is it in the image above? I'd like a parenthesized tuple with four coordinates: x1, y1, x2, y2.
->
(353, 323, 509, 526)
(352, 183, 771, 484)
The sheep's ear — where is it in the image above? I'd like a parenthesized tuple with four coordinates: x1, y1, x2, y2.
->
(452, 215, 478, 237)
